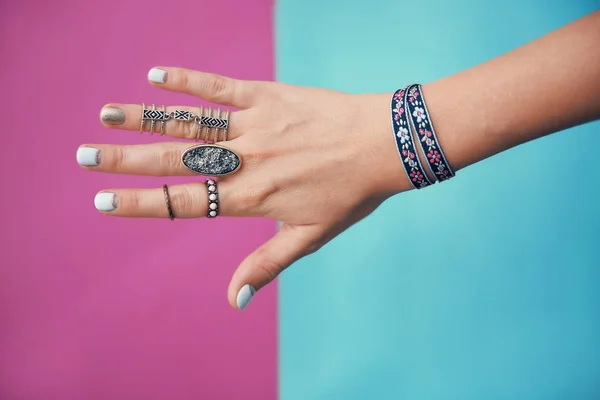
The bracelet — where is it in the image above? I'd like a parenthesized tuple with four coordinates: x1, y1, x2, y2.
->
(405, 84, 455, 182)
(390, 87, 433, 189)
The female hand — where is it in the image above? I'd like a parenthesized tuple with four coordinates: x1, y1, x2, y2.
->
(78, 67, 410, 310)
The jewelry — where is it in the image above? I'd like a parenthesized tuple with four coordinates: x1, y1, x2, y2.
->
(140, 104, 230, 142)
(163, 184, 175, 220)
(213, 108, 221, 143)
(223, 110, 230, 141)
(206, 179, 219, 218)
(140, 104, 167, 135)
(202, 106, 212, 142)
(390, 87, 433, 189)
(405, 84, 454, 182)
(199, 106, 229, 142)
(181, 144, 242, 176)
(195, 106, 203, 141)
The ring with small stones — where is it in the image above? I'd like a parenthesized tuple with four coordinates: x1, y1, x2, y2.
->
(206, 179, 219, 218)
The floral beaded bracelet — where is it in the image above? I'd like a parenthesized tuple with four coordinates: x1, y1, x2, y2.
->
(390, 87, 433, 189)
(405, 84, 455, 182)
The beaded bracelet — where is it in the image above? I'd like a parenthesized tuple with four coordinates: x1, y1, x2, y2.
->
(405, 84, 455, 182)
(390, 87, 433, 189)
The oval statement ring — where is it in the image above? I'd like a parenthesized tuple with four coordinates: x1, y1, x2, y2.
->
(181, 144, 242, 176)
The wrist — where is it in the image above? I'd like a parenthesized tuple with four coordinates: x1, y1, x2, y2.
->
(420, 80, 480, 172)
(361, 92, 416, 197)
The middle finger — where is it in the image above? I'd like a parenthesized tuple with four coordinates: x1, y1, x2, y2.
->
(77, 142, 204, 176)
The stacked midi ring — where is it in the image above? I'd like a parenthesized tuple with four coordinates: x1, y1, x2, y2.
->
(206, 179, 219, 218)
(140, 104, 229, 143)
(140, 104, 167, 135)
(196, 105, 230, 143)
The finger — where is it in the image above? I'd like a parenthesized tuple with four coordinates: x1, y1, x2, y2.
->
(93, 181, 239, 218)
(227, 224, 322, 310)
(76, 142, 198, 176)
(99, 103, 247, 141)
(146, 66, 263, 109)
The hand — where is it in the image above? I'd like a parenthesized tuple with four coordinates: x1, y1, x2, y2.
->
(79, 67, 411, 309)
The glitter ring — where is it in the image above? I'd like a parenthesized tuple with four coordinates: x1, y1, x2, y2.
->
(181, 144, 242, 176)
(206, 179, 219, 218)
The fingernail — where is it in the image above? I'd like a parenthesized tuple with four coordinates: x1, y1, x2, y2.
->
(100, 107, 126, 125)
(94, 192, 118, 212)
(77, 147, 101, 166)
(236, 284, 256, 310)
(148, 68, 168, 83)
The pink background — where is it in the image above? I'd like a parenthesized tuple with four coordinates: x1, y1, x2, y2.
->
(0, 1, 277, 399)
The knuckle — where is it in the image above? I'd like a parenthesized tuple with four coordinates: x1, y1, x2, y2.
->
(254, 254, 282, 282)
(239, 146, 261, 165)
(169, 186, 195, 215)
(206, 74, 233, 102)
(240, 181, 277, 213)
(186, 120, 199, 140)
(109, 147, 126, 170)
(181, 70, 192, 92)
(124, 191, 141, 212)
(237, 138, 271, 165)
(161, 147, 183, 174)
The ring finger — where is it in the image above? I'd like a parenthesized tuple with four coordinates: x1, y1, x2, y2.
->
(99, 103, 247, 141)
(94, 181, 234, 218)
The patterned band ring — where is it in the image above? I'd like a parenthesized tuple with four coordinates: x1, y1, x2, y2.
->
(163, 184, 175, 220)
(390, 87, 433, 189)
(405, 84, 455, 182)
(206, 179, 219, 218)
(140, 104, 231, 143)
(140, 104, 167, 135)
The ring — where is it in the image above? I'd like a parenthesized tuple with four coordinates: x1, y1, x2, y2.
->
(163, 184, 175, 220)
(206, 179, 219, 218)
(181, 144, 242, 176)
(199, 106, 229, 143)
(195, 105, 203, 142)
(141, 104, 167, 135)
(140, 104, 230, 142)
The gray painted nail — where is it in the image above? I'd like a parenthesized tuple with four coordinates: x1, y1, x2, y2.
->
(100, 107, 126, 125)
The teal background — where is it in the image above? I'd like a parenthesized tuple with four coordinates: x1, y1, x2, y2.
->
(277, 1, 600, 399)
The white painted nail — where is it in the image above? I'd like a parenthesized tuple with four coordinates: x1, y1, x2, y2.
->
(77, 147, 100, 166)
(148, 68, 168, 83)
(94, 192, 117, 212)
(236, 284, 256, 310)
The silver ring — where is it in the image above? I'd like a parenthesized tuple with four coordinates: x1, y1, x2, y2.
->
(199, 107, 229, 142)
(199, 110, 229, 131)
(140, 104, 230, 142)
(140, 104, 167, 134)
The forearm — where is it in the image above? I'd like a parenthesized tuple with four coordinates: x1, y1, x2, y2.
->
(423, 10, 600, 172)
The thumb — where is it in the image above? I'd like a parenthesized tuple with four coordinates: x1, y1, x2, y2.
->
(228, 224, 321, 310)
